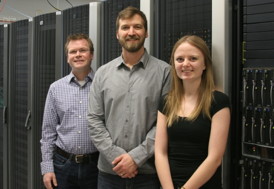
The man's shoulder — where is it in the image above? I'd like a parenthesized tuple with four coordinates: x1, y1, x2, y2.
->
(96, 57, 120, 73)
(148, 55, 170, 68)
(49, 75, 69, 88)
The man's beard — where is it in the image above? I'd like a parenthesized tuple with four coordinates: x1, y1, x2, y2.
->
(119, 35, 145, 52)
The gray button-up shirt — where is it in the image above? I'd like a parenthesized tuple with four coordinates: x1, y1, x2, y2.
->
(87, 50, 170, 174)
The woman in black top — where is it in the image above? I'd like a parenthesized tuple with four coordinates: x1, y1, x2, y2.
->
(155, 35, 230, 189)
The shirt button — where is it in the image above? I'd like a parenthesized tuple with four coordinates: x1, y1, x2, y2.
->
(78, 131, 81, 134)
(125, 135, 128, 138)
(79, 115, 82, 118)
(125, 120, 128, 122)
(79, 101, 82, 103)
(78, 146, 81, 149)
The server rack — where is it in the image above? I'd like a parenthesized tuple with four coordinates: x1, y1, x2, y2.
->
(0, 24, 4, 189)
(2, 23, 9, 189)
(29, 12, 57, 189)
(155, 0, 212, 63)
(240, 0, 274, 188)
(6, 19, 29, 189)
(0, 12, 58, 189)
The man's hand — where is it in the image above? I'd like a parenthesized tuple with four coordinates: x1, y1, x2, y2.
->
(112, 153, 138, 178)
(43, 172, 57, 189)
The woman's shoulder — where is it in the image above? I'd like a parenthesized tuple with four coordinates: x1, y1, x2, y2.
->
(213, 90, 229, 102)
(211, 90, 230, 113)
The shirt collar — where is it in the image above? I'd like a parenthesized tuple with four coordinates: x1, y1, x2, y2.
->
(67, 69, 95, 83)
(116, 49, 149, 69)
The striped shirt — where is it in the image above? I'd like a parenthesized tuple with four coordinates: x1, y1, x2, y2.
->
(40, 71, 97, 175)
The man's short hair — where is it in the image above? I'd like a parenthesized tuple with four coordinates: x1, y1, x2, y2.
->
(64, 33, 94, 55)
(116, 6, 148, 32)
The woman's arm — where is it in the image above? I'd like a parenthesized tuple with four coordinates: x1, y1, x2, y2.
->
(155, 111, 174, 189)
(182, 107, 230, 189)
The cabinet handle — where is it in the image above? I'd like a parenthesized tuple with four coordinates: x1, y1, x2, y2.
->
(3, 106, 7, 124)
(24, 110, 31, 130)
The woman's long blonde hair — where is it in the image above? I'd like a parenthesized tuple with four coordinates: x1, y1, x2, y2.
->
(165, 35, 215, 126)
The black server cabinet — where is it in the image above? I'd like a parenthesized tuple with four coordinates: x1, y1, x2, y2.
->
(102, 0, 140, 64)
(155, 0, 212, 63)
(7, 19, 29, 189)
(2, 24, 9, 189)
(30, 12, 57, 189)
(60, 4, 90, 76)
(0, 24, 4, 189)
(240, 0, 274, 189)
